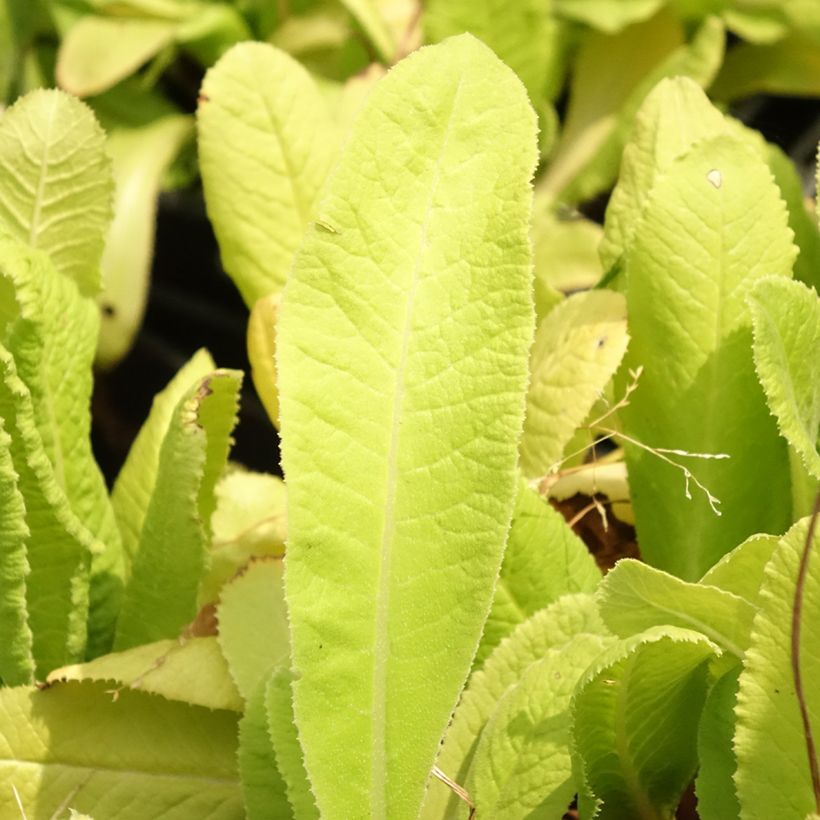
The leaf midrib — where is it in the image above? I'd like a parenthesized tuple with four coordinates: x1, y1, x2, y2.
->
(370, 74, 465, 818)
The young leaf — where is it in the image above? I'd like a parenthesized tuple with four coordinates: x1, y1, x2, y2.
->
(111, 348, 215, 573)
(47, 636, 243, 712)
(476, 480, 601, 665)
(247, 292, 281, 429)
(278, 35, 538, 820)
(423, 594, 610, 819)
(0, 417, 33, 685)
(466, 634, 610, 820)
(734, 516, 820, 818)
(240, 680, 293, 820)
(553, 0, 665, 32)
(0, 681, 242, 818)
(114, 369, 241, 650)
(617, 135, 795, 579)
(216, 557, 290, 702)
(696, 667, 742, 820)
(520, 289, 629, 479)
(0, 240, 124, 657)
(198, 42, 335, 305)
(97, 115, 194, 369)
(571, 626, 721, 819)
(748, 276, 820, 480)
(700, 533, 780, 603)
(337, 0, 397, 62)
(0, 90, 113, 295)
(267, 668, 320, 820)
(596, 558, 755, 659)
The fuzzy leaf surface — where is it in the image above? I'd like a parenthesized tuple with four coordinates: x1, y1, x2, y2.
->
(0, 90, 112, 295)
(0, 681, 242, 819)
(198, 43, 334, 305)
(277, 35, 537, 820)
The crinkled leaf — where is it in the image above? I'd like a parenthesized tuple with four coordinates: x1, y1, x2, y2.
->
(97, 115, 194, 369)
(597, 558, 755, 659)
(57, 16, 176, 97)
(217, 558, 289, 702)
(424, 0, 556, 105)
(538, 13, 724, 205)
(0, 417, 33, 685)
(278, 35, 537, 820)
(748, 277, 820, 479)
(571, 627, 721, 819)
(0, 681, 242, 818)
(198, 42, 335, 305)
(520, 289, 629, 479)
(617, 134, 795, 579)
(477, 480, 601, 666)
(0, 89, 112, 295)
(47, 636, 242, 711)
(734, 516, 820, 818)
(114, 369, 241, 650)
(696, 667, 741, 820)
(423, 594, 610, 819)
(240, 679, 293, 820)
(467, 634, 609, 820)
(201, 468, 287, 604)
(247, 292, 281, 429)
(266, 668, 319, 820)
(111, 348, 214, 572)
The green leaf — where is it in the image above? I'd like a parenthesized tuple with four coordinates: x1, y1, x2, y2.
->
(597, 559, 756, 659)
(553, 0, 666, 32)
(217, 558, 290, 702)
(114, 369, 242, 650)
(700, 533, 780, 603)
(711, 34, 820, 101)
(538, 12, 724, 205)
(46, 636, 243, 711)
(198, 42, 335, 306)
(278, 35, 537, 820)
(337, 0, 397, 62)
(111, 348, 215, 573)
(423, 594, 610, 819)
(97, 115, 194, 369)
(571, 627, 721, 819)
(0, 681, 242, 818)
(0, 416, 33, 686)
(520, 289, 629, 479)
(424, 0, 557, 105)
(247, 292, 282, 429)
(599, 76, 727, 274)
(467, 634, 610, 820)
(0, 90, 113, 296)
(201, 468, 287, 604)
(617, 134, 795, 579)
(748, 276, 820, 479)
(734, 516, 820, 818)
(476, 480, 601, 666)
(266, 668, 320, 820)
(696, 667, 742, 820)
(56, 16, 177, 97)
(240, 679, 293, 820)
(0, 240, 124, 659)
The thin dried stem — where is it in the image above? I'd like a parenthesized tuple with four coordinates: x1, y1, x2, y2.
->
(431, 766, 476, 820)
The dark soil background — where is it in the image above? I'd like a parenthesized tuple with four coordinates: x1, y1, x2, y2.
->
(90, 91, 820, 489)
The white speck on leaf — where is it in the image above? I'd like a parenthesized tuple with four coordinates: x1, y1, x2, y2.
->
(706, 169, 722, 189)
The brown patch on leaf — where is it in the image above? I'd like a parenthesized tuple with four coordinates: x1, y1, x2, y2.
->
(183, 602, 218, 638)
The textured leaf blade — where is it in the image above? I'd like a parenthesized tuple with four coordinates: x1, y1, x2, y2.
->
(748, 276, 820, 479)
(571, 627, 721, 819)
(734, 517, 820, 819)
(0, 90, 112, 295)
(114, 369, 241, 650)
(423, 594, 610, 819)
(0, 682, 242, 819)
(618, 135, 795, 579)
(477, 480, 601, 665)
(278, 34, 537, 820)
(198, 42, 335, 306)
(520, 289, 629, 479)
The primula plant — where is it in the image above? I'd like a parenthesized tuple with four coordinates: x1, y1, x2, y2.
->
(0, 9, 819, 820)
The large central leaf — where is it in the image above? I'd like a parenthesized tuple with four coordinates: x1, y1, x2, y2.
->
(277, 34, 537, 820)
